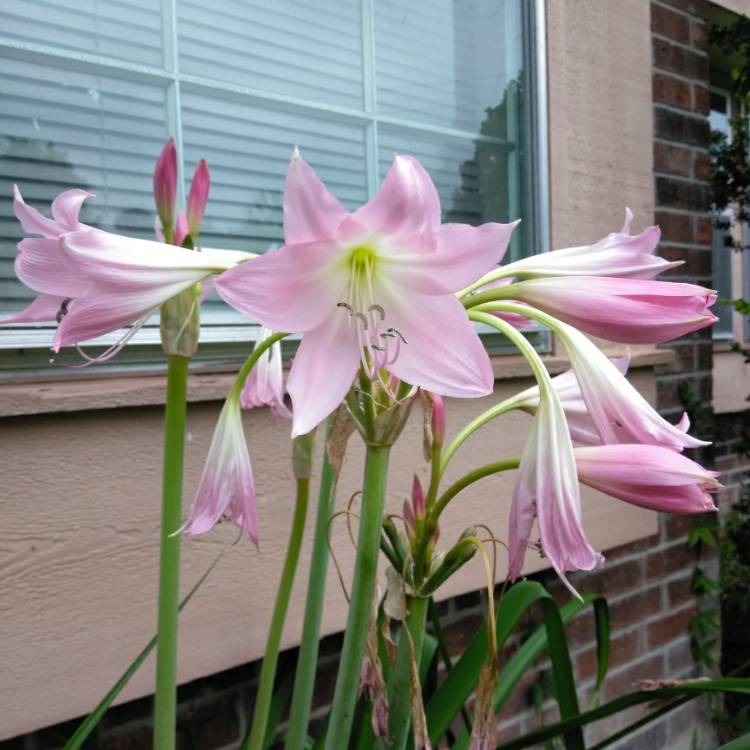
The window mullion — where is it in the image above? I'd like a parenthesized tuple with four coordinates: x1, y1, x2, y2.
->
(361, 0, 379, 199)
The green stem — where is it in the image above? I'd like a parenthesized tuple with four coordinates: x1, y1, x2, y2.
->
(433, 459, 521, 520)
(153, 354, 190, 750)
(232, 331, 288, 399)
(324, 445, 391, 750)
(244, 477, 311, 750)
(284, 424, 339, 750)
(387, 595, 430, 750)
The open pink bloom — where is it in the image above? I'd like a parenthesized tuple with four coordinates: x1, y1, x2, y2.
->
(183, 393, 258, 542)
(509, 386, 603, 597)
(216, 151, 518, 436)
(557, 323, 706, 450)
(240, 326, 291, 419)
(52, 229, 243, 352)
(493, 276, 717, 344)
(1, 185, 94, 325)
(508, 355, 630, 445)
(499, 209, 679, 279)
(575, 444, 719, 513)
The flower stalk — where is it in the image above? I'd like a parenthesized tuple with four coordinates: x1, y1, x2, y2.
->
(153, 353, 190, 749)
(324, 444, 391, 750)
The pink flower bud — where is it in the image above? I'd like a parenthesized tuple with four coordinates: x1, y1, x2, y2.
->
(411, 474, 425, 519)
(186, 159, 210, 239)
(153, 138, 177, 234)
(431, 394, 445, 449)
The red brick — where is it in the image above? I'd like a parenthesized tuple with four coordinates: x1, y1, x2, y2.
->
(659, 244, 712, 276)
(690, 19, 707, 50)
(652, 3, 691, 44)
(659, 0, 708, 16)
(604, 654, 665, 701)
(653, 38, 709, 81)
(605, 533, 661, 562)
(646, 542, 697, 579)
(695, 214, 712, 244)
(695, 341, 712, 370)
(656, 342, 694, 374)
(667, 574, 694, 607)
(654, 141, 693, 176)
(656, 176, 710, 211)
(667, 638, 696, 673)
(693, 83, 710, 115)
(655, 107, 711, 147)
(610, 586, 662, 631)
(693, 150, 710, 180)
(656, 379, 684, 410)
(577, 629, 642, 684)
(647, 604, 697, 647)
(664, 513, 702, 540)
(653, 72, 691, 109)
(441, 613, 484, 656)
(655, 210, 693, 242)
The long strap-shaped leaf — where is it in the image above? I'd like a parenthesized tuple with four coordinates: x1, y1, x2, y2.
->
(716, 732, 750, 749)
(426, 581, 606, 747)
(495, 678, 750, 750)
(63, 548, 227, 750)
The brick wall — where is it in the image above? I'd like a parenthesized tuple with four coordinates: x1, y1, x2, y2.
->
(2, 1, 743, 748)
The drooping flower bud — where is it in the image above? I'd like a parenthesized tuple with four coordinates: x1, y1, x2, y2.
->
(186, 159, 210, 239)
(153, 138, 177, 236)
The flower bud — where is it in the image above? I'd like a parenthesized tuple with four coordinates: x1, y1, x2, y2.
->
(153, 138, 177, 235)
(186, 159, 210, 239)
(160, 282, 200, 358)
(411, 474, 425, 519)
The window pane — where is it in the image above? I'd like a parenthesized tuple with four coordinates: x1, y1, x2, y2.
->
(0, 0, 164, 68)
(375, 0, 524, 133)
(178, 0, 363, 108)
(0, 59, 169, 315)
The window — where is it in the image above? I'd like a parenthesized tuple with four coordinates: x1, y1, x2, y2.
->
(0, 0, 546, 376)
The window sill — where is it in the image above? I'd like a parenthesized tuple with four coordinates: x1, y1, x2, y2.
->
(0, 345, 674, 418)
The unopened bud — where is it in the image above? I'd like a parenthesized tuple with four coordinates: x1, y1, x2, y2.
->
(186, 159, 210, 239)
(431, 394, 445, 450)
(419, 531, 477, 596)
(411, 474, 425, 519)
(154, 138, 177, 235)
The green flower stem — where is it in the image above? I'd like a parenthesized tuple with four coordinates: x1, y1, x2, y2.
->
(284, 425, 339, 750)
(433, 458, 521, 519)
(324, 445, 391, 750)
(231, 331, 288, 399)
(387, 595, 430, 750)
(153, 353, 190, 750)
(244, 475, 311, 750)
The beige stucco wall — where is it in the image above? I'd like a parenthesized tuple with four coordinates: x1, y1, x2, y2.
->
(0, 0, 662, 740)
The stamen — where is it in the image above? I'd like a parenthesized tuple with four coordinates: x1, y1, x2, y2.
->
(355, 312, 369, 330)
(337, 302, 355, 315)
(368, 304, 385, 320)
(55, 298, 71, 324)
(387, 327, 408, 344)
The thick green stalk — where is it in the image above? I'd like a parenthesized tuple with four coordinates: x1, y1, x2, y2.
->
(386, 595, 430, 750)
(244, 477, 311, 750)
(153, 354, 190, 749)
(284, 431, 338, 750)
(324, 445, 391, 750)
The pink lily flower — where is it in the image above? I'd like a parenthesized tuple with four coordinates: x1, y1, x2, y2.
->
(575, 444, 719, 513)
(507, 355, 631, 445)
(240, 326, 291, 419)
(509, 383, 603, 596)
(490, 275, 717, 344)
(215, 150, 518, 436)
(556, 323, 706, 450)
(183, 392, 258, 542)
(499, 208, 679, 279)
(1, 185, 94, 325)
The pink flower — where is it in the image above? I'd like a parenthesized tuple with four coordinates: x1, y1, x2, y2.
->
(183, 393, 258, 542)
(509, 383, 603, 596)
(51, 229, 243, 352)
(492, 276, 717, 344)
(499, 209, 678, 279)
(507, 355, 631, 445)
(154, 138, 177, 232)
(575, 444, 720, 513)
(0, 185, 93, 325)
(557, 323, 706, 450)
(215, 151, 518, 436)
(186, 159, 210, 239)
(240, 326, 291, 419)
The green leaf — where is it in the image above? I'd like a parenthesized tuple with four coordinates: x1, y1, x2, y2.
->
(495, 678, 750, 749)
(717, 732, 750, 750)
(263, 670, 295, 750)
(63, 548, 227, 750)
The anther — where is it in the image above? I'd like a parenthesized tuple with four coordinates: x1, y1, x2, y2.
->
(355, 312, 369, 330)
(56, 298, 71, 324)
(368, 304, 386, 320)
(337, 302, 355, 315)
(386, 327, 408, 344)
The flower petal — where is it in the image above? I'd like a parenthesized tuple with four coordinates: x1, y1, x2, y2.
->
(284, 150, 349, 244)
(381, 289, 493, 398)
(50, 189, 94, 230)
(286, 309, 361, 436)
(13, 185, 61, 236)
(354, 155, 441, 238)
(215, 240, 347, 333)
(15, 238, 88, 297)
(0, 294, 66, 324)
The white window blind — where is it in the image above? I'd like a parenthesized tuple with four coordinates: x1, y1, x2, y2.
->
(0, 0, 544, 376)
